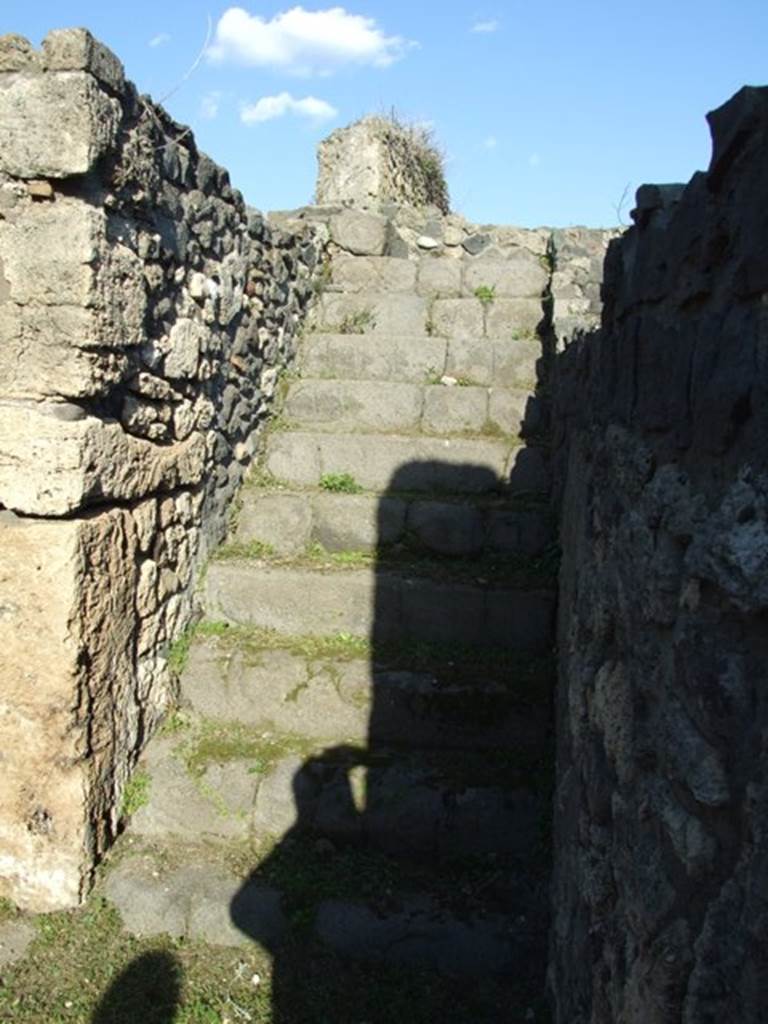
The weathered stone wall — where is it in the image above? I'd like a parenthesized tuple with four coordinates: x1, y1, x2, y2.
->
(316, 116, 449, 213)
(0, 30, 321, 910)
(551, 86, 768, 1022)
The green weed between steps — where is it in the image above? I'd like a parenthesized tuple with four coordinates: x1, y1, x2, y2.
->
(193, 621, 370, 663)
(337, 308, 376, 334)
(178, 720, 322, 780)
(318, 472, 363, 494)
(187, 620, 554, 704)
(473, 283, 496, 305)
(120, 770, 150, 818)
(167, 626, 195, 677)
(213, 539, 276, 562)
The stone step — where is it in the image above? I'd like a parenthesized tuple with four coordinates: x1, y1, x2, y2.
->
(263, 430, 551, 496)
(235, 488, 552, 558)
(282, 378, 530, 437)
(311, 292, 429, 336)
(130, 740, 545, 862)
(105, 845, 547, 985)
(255, 752, 544, 861)
(310, 291, 544, 341)
(263, 431, 515, 493)
(181, 640, 551, 755)
(300, 332, 542, 388)
(314, 898, 541, 977)
(329, 251, 548, 301)
(203, 561, 555, 650)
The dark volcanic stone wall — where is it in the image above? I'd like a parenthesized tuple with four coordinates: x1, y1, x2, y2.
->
(550, 86, 768, 1023)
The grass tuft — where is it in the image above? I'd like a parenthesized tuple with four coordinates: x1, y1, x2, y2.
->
(319, 472, 363, 494)
(120, 770, 150, 818)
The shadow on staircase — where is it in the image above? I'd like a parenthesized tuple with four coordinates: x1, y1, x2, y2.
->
(228, 455, 556, 1023)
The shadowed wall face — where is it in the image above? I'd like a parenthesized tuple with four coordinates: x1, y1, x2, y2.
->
(551, 86, 768, 1024)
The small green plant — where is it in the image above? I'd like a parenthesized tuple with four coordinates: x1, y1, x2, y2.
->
(319, 472, 363, 494)
(510, 327, 536, 341)
(307, 543, 372, 568)
(474, 284, 496, 305)
(120, 770, 150, 818)
(214, 539, 276, 561)
(338, 308, 375, 334)
(159, 710, 190, 736)
(167, 626, 195, 677)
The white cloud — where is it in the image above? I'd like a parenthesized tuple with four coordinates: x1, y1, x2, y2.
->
(200, 92, 221, 120)
(149, 32, 171, 47)
(241, 92, 338, 124)
(208, 6, 410, 75)
(471, 19, 499, 33)
(484, 135, 498, 150)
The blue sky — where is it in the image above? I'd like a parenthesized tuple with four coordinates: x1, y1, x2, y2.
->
(4, 2, 767, 226)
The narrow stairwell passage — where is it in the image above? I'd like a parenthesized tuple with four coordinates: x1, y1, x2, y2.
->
(104, 226, 559, 1022)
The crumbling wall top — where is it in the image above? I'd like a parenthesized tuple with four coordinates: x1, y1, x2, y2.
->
(316, 115, 450, 214)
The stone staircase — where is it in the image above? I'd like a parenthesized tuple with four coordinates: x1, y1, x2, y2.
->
(105, 222, 558, 1021)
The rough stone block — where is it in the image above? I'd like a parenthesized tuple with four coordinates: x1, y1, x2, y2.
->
(235, 492, 313, 555)
(131, 739, 254, 841)
(485, 298, 543, 338)
(406, 501, 484, 556)
(0, 71, 121, 178)
(0, 506, 141, 912)
(417, 258, 462, 297)
(0, 34, 38, 72)
(204, 562, 379, 638)
(487, 507, 551, 556)
(285, 379, 424, 433)
(313, 493, 406, 551)
(316, 293, 427, 335)
(316, 900, 517, 975)
(0, 515, 86, 911)
(445, 336, 494, 385)
(300, 333, 447, 384)
(104, 856, 187, 939)
(463, 254, 548, 299)
(106, 855, 287, 948)
(165, 318, 204, 379)
(0, 201, 100, 306)
(0, 404, 206, 515)
(263, 432, 322, 488)
(183, 645, 370, 743)
(331, 254, 416, 293)
(487, 388, 529, 435)
(422, 385, 488, 434)
(400, 578, 485, 644)
(431, 298, 484, 339)
(329, 210, 388, 256)
(264, 430, 509, 493)
(42, 28, 125, 91)
(490, 337, 542, 388)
